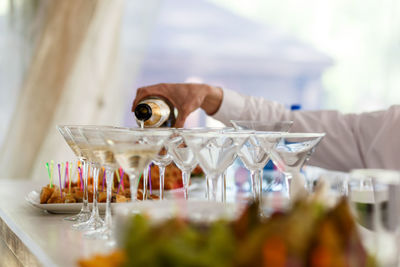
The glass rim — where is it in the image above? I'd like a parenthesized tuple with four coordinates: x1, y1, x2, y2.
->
(279, 132, 326, 138)
(57, 124, 129, 130)
(253, 131, 286, 136)
(230, 120, 294, 125)
(182, 130, 253, 138)
(178, 127, 234, 132)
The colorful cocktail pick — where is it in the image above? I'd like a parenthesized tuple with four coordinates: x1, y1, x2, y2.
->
(45, 162, 52, 188)
(116, 169, 121, 194)
(50, 160, 54, 188)
(57, 163, 63, 199)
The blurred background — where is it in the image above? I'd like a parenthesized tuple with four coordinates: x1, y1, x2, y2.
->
(1, 0, 400, 180)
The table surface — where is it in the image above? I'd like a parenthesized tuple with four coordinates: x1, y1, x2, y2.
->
(0, 171, 355, 267)
(0, 180, 113, 267)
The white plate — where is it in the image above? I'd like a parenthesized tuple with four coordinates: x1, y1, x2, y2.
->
(25, 190, 113, 214)
(25, 182, 204, 214)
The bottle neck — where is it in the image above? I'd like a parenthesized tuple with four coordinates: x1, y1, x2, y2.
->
(135, 98, 172, 127)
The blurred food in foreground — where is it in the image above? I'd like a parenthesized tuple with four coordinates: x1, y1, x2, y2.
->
(78, 198, 376, 267)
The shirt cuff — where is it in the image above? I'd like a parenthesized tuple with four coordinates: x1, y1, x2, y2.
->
(212, 88, 246, 124)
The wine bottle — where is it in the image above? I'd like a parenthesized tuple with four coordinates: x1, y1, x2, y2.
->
(134, 97, 177, 127)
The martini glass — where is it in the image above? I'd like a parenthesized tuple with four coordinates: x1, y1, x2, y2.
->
(267, 133, 325, 200)
(183, 130, 249, 201)
(181, 127, 235, 200)
(237, 132, 283, 201)
(151, 129, 174, 200)
(67, 126, 104, 231)
(57, 125, 91, 222)
(81, 127, 120, 241)
(231, 120, 293, 200)
(104, 129, 172, 202)
(167, 130, 198, 199)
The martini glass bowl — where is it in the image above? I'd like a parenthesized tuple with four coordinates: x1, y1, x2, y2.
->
(81, 127, 119, 241)
(57, 125, 91, 222)
(230, 120, 293, 201)
(67, 126, 104, 231)
(151, 129, 175, 200)
(167, 130, 198, 199)
(183, 129, 248, 201)
(238, 132, 283, 201)
(268, 132, 325, 200)
(103, 129, 172, 202)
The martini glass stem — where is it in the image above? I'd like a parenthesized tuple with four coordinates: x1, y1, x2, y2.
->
(257, 168, 263, 201)
(158, 165, 166, 200)
(207, 175, 219, 201)
(73, 165, 103, 231)
(82, 160, 90, 213)
(250, 170, 259, 200)
(64, 159, 90, 222)
(143, 167, 149, 200)
(221, 170, 227, 202)
(104, 167, 114, 233)
(129, 173, 140, 201)
(91, 166, 100, 222)
(205, 177, 209, 199)
(82, 167, 114, 240)
(284, 172, 292, 198)
(182, 170, 191, 200)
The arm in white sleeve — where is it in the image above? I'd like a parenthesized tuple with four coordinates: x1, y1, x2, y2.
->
(212, 89, 400, 172)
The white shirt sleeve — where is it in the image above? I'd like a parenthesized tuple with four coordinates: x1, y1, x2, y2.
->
(212, 88, 400, 172)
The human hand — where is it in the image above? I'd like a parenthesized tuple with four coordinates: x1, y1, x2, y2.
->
(132, 83, 223, 128)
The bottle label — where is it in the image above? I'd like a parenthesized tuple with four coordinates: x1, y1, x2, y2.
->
(136, 98, 170, 127)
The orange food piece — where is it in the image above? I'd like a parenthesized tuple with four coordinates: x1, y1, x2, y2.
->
(78, 250, 126, 267)
(116, 194, 129, 203)
(63, 193, 76, 203)
(98, 192, 107, 203)
(138, 163, 184, 191)
(47, 188, 63, 203)
(73, 190, 83, 202)
(40, 186, 54, 204)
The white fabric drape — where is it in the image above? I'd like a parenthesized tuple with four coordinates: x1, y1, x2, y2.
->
(0, 0, 125, 180)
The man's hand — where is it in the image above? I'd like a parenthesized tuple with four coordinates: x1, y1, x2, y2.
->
(132, 83, 223, 128)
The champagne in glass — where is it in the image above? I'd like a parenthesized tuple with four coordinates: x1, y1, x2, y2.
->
(104, 129, 172, 201)
(68, 126, 104, 231)
(81, 128, 119, 241)
(57, 125, 91, 223)
(167, 131, 198, 199)
(152, 144, 173, 200)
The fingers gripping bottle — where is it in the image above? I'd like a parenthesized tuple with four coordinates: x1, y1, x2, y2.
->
(134, 97, 178, 127)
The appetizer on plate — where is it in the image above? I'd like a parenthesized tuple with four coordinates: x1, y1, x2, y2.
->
(39, 163, 203, 204)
